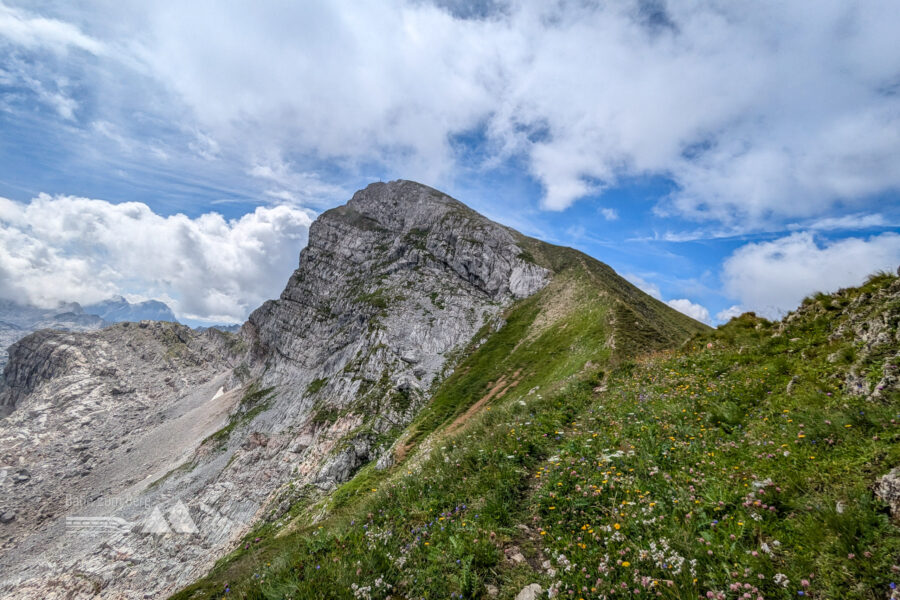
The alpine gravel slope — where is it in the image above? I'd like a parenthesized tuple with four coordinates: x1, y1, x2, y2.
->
(0, 181, 706, 599)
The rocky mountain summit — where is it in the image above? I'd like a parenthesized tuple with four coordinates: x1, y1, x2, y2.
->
(0, 181, 704, 599)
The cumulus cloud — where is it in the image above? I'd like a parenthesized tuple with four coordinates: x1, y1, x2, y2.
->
(599, 208, 619, 221)
(0, 194, 312, 322)
(3, 1, 898, 225)
(625, 272, 713, 324)
(623, 273, 662, 300)
(715, 305, 745, 323)
(722, 232, 900, 319)
(666, 298, 711, 324)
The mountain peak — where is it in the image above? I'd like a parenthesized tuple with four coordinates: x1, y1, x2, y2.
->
(0, 181, 707, 599)
(349, 180, 462, 212)
(83, 296, 176, 323)
(321, 179, 489, 236)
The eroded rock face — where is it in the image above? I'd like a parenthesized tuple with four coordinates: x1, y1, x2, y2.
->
(0, 181, 551, 599)
(0, 306, 107, 376)
(827, 278, 900, 400)
(876, 467, 900, 519)
(247, 179, 549, 434)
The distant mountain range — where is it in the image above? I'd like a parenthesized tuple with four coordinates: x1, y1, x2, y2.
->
(0, 296, 178, 371)
(82, 296, 177, 323)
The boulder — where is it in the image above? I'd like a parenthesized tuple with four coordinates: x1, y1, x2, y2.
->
(516, 583, 543, 600)
(876, 467, 900, 518)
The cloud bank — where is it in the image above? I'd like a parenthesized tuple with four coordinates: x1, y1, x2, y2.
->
(2, 1, 899, 321)
(3, 1, 899, 225)
(722, 232, 900, 319)
(0, 195, 312, 322)
(666, 298, 711, 325)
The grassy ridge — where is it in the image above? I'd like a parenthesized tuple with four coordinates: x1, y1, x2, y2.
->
(171, 258, 644, 599)
(172, 271, 899, 600)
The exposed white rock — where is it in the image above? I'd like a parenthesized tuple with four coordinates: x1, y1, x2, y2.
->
(516, 583, 544, 600)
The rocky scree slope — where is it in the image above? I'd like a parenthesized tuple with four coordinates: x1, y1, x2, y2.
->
(0, 180, 704, 599)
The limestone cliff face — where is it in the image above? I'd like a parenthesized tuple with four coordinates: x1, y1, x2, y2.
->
(0, 181, 550, 599)
(246, 180, 549, 452)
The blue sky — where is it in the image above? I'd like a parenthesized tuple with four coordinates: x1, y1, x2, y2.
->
(1, 1, 899, 325)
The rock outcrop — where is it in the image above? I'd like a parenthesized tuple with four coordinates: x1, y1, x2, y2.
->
(0, 302, 108, 375)
(876, 467, 900, 519)
(0, 296, 178, 374)
(0, 181, 551, 599)
(823, 277, 900, 400)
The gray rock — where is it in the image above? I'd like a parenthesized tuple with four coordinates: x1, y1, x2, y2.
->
(0, 297, 177, 374)
(0, 512, 15, 524)
(876, 467, 900, 519)
(516, 583, 543, 600)
(0, 181, 551, 600)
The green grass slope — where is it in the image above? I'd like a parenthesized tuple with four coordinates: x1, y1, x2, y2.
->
(172, 272, 900, 599)
(171, 242, 709, 600)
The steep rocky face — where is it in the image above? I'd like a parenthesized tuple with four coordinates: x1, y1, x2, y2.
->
(246, 180, 549, 452)
(0, 181, 551, 599)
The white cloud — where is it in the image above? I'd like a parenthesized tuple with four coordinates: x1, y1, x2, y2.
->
(4, 1, 898, 226)
(666, 298, 711, 324)
(623, 273, 661, 300)
(715, 305, 745, 323)
(599, 208, 619, 221)
(0, 2, 104, 55)
(788, 213, 889, 232)
(624, 273, 713, 324)
(0, 194, 312, 322)
(722, 232, 900, 319)
(250, 161, 348, 208)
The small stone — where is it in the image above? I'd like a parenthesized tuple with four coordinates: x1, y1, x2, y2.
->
(0, 512, 15, 524)
(516, 583, 543, 600)
(400, 350, 421, 364)
(485, 584, 499, 597)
